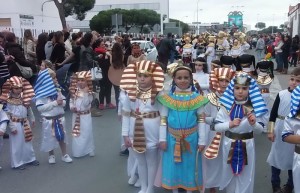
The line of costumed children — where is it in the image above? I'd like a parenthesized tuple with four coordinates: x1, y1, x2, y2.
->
(0, 67, 95, 169)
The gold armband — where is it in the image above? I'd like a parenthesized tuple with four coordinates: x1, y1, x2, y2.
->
(197, 114, 205, 123)
(267, 122, 275, 134)
(161, 116, 167, 126)
(121, 110, 131, 117)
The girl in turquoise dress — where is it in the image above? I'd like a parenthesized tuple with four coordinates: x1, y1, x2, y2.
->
(157, 65, 209, 193)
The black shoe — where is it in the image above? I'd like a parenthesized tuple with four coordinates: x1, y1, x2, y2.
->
(3, 133, 9, 139)
(281, 184, 293, 193)
(27, 160, 40, 166)
(119, 149, 129, 156)
(14, 165, 26, 170)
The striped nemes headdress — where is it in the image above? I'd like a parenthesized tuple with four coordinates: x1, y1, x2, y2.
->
(220, 72, 268, 117)
(69, 71, 93, 99)
(120, 60, 164, 104)
(0, 76, 35, 107)
(34, 69, 57, 100)
(288, 85, 300, 118)
(210, 67, 235, 92)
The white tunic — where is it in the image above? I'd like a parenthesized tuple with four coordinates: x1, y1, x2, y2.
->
(0, 110, 8, 157)
(205, 46, 215, 72)
(267, 90, 294, 170)
(7, 104, 36, 168)
(203, 101, 223, 189)
(120, 90, 160, 149)
(36, 93, 67, 152)
(215, 106, 264, 193)
(193, 71, 210, 96)
(70, 92, 95, 157)
(282, 118, 300, 193)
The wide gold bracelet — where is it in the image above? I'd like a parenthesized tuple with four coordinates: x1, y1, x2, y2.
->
(267, 122, 275, 134)
(161, 116, 167, 126)
(197, 114, 205, 123)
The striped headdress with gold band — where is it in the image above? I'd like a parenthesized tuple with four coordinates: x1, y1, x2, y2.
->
(210, 67, 235, 93)
(120, 60, 164, 104)
(0, 76, 35, 107)
(69, 71, 93, 99)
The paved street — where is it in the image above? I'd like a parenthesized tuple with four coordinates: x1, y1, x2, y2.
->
(0, 55, 296, 193)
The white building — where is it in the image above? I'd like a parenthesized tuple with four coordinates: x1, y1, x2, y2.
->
(288, 3, 300, 37)
(66, 0, 169, 32)
(0, 0, 61, 38)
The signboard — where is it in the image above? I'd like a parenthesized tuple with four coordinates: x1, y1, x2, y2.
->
(228, 11, 243, 29)
(111, 14, 122, 26)
(19, 14, 34, 27)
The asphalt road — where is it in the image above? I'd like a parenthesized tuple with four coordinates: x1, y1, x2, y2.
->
(0, 52, 295, 193)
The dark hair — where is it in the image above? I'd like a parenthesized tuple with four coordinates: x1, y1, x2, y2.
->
(111, 42, 124, 69)
(63, 31, 70, 42)
(71, 33, 78, 41)
(23, 29, 34, 43)
(92, 38, 102, 50)
(211, 60, 221, 66)
(48, 32, 54, 41)
(0, 32, 5, 40)
(195, 57, 208, 73)
(53, 31, 63, 43)
(82, 32, 93, 47)
(5, 32, 16, 43)
(291, 67, 300, 76)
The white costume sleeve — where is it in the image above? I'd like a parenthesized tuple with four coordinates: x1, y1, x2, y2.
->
(159, 104, 168, 142)
(204, 103, 214, 125)
(27, 107, 35, 123)
(197, 107, 206, 145)
(69, 98, 75, 109)
(215, 107, 231, 132)
(120, 91, 131, 137)
(81, 93, 93, 106)
(0, 121, 7, 133)
(36, 98, 58, 112)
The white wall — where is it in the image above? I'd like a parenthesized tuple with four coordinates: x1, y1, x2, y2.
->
(0, 0, 61, 37)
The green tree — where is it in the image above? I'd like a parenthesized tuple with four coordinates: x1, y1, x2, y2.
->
(169, 19, 189, 34)
(90, 9, 160, 34)
(260, 26, 283, 34)
(53, 0, 95, 30)
(255, 22, 266, 30)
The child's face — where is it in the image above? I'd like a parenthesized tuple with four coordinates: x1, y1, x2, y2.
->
(195, 62, 203, 72)
(233, 85, 249, 101)
(40, 62, 46, 71)
(12, 87, 22, 95)
(289, 76, 300, 90)
(218, 79, 230, 93)
(137, 73, 152, 90)
(173, 69, 191, 90)
(77, 79, 88, 89)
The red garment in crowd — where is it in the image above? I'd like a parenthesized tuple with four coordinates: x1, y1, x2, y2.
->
(94, 47, 107, 54)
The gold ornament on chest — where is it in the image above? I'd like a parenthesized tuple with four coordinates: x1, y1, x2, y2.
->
(136, 87, 151, 105)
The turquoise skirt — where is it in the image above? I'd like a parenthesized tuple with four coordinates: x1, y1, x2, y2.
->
(162, 131, 203, 191)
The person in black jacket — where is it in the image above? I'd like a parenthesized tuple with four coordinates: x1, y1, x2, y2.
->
(291, 36, 299, 67)
(157, 33, 176, 73)
(281, 35, 292, 74)
(4, 32, 37, 84)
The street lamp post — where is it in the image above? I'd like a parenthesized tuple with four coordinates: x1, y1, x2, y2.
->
(272, 14, 275, 34)
(41, 0, 53, 22)
(197, 0, 200, 35)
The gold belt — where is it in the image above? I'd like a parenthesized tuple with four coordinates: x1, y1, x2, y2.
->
(74, 110, 90, 115)
(260, 88, 270, 93)
(168, 126, 197, 163)
(11, 116, 27, 122)
(295, 145, 300, 154)
(130, 111, 160, 119)
(10, 116, 32, 142)
(44, 114, 64, 120)
(225, 131, 253, 140)
(277, 115, 285, 120)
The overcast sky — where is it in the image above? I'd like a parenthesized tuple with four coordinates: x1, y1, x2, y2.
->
(169, 0, 299, 30)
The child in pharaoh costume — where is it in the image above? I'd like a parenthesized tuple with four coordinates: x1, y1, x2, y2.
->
(182, 37, 193, 65)
(120, 60, 164, 193)
(69, 71, 95, 158)
(214, 72, 268, 193)
(215, 31, 230, 60)
(266, 68, 300, 193)
(203, 67, 235, 193)
(0, 76, 39, 169)
(34, 69, 72, 164)
(282, 85, 300, 193)
(237, 54, 256, 76)
(204, 36, 216, 72)
(157, 65, 209, 193)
